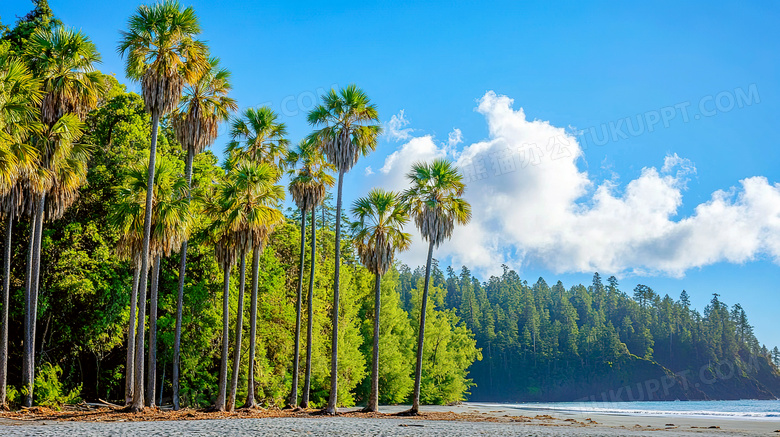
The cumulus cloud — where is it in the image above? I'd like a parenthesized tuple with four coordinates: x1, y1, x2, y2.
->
(364, 166, 374, 176)
(373, 91, 780, 277)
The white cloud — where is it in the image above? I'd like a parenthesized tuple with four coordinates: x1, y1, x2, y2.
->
(448, 128, 463, 147)
(364, 166, 374, 176)
(384, 109, 414, 142)
(373, 91, 780, 278)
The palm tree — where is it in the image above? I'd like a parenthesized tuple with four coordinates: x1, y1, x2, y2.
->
(171, 57, 236, 410)
(21, 26, 102, 406)
(118, 0, 208, 412)
(206, 160, 284, 411)
(226, 106, 288, 409)
(226, 161, 284, 411)
(22, 113, 88, 407)
(147, 160, 189, 407)
(286, 139, 334, 409)
(350, 189, 411, 412)
(109, 156, 189, 408)
(307, 84, 381, 414)
(0, 54, 41, 409)
(400, 159, 471, 415)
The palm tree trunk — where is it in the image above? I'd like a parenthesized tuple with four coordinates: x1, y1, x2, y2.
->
(301, 208, 316, 409)
(365, 273, 382, 412)
(410, 239, 435, 414)
(214, 264, 231, 411)
(228, 251, 246, 411)
(172, 148, 194, 410)
(325, 168, 345, 414)
(0, 215, 13, 408)
(289, 212, 306, 408)
(124, 261, 140, 405)
(23, 194, 45, 407)
(21, 209, 35, 407)
(146, 254, 161, 407)
(244, 245, 260, 409)
(132, 109, 160, 412)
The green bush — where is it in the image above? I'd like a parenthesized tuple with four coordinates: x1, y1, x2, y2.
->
(33, 363, 82, 409)
(6, 385, 20, 406)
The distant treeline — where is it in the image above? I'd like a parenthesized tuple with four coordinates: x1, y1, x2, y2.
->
(396, 265, 780, 401)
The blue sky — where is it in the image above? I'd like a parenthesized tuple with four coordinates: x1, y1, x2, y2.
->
(3, 1, 779, 348)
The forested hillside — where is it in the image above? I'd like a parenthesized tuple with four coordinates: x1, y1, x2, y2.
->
(397, 265, 780, 401)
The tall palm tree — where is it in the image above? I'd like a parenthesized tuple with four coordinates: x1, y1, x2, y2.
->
(226, 106, 288, 409)
(21, 26, 102, 406)
(206, 160, 284, 411)
(400, 159, 471, 415)
(171, 57, 236, 410)
(226, 161, 284, 411)
(147, 160, 189, 407)
(0, 54, 41, 409)
(109, 156, 189, 408)
(22, 113, 88, 407)
(350, 189, 411, 412)
(307, 84, 381, 414)
(286, 138, 334, 409)
(118, 0, 208, 412)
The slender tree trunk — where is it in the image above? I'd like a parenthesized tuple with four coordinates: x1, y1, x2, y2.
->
(146, 254, 161, 407)
(244, 245, 260, 409)
(301, 209, 316, 409)
(325, 169, 345, 414)
(289, 212, 306, 408)
(364, 273, 382, 412)
(132, 110, 160, 412)
(21, 209, 35, 407)
(23, 194, 45, 407)
(409, 240, 435, 414)
(158, 362, 165, 406)
(124, 262, 140, 405)
(0, 215, 13, 408)
(214, 264, 231, 411)
(172, 148, 194, 410)
(228, 251, 246, 411)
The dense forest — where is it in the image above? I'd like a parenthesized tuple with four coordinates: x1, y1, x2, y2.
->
(1, 0, 778, 412)
(423, 267, 780, 401)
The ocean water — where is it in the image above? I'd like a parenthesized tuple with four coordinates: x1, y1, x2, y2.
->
(480, 400, 780, 421)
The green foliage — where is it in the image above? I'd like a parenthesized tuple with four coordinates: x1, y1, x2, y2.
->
(31, 363, 81, 409)
(6, 385, 20, 406)
(1, 0, 61, 55)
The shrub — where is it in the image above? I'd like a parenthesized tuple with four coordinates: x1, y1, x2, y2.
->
(33, 363, 82, 409)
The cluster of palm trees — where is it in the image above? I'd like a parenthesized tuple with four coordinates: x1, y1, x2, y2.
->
(0, 23, 103, 409)
(1, 0, 472, 414)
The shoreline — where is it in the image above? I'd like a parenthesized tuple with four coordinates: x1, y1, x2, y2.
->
(1, 402, 778, 435)
(454, 402, 780, 435)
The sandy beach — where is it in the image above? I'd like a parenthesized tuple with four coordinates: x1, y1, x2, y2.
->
(1, 402, 778, 436)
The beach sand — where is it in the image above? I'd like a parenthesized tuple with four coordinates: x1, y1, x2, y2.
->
(0, 402, 777, 436)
